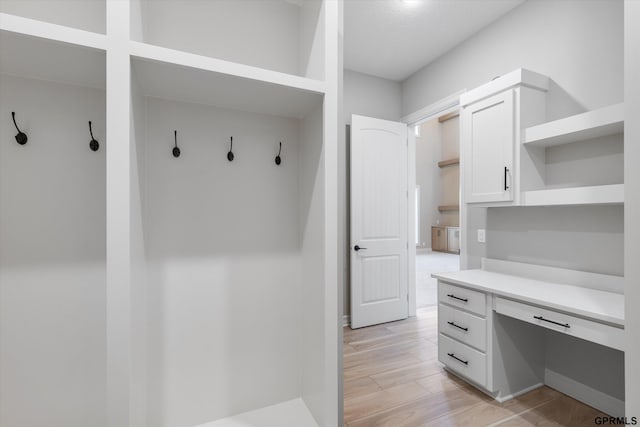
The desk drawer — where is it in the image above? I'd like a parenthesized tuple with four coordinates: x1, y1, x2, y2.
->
(439, 303, 487, 351)
(438, 333, 487, 387)
(495, 297, 624, 351)
(438, 281, 486, 316)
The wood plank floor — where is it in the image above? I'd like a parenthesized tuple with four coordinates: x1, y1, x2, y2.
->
(343, 306, 607, 426)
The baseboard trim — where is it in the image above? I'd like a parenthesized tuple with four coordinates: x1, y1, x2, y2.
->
(342, 315, 350, 327)
(495, 382, 544, 403)
(544, 369, 624, 417)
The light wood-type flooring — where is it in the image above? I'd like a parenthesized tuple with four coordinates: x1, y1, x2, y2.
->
(343, 306, 607, 426)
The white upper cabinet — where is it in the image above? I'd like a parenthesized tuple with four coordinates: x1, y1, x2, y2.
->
(462, 89, 515, 204)
(460, 69, 548, 206)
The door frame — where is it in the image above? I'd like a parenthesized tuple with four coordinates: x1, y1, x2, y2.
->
(401, 90, 465, 317)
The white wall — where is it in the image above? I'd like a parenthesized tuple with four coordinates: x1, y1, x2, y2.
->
(401, 0, 624, 407)
(133, 0, 307, 76)
(0, 0, 105, 33)
(344, 70, 402, 125)
(0, 75, 106, 427)
(143, 97, 301, 426)
(402, 0, 623, 119)
(624, 0, 640, 416)
(341, 69, 402, 318)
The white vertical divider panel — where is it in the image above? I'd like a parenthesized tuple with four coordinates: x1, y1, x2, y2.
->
(407, 127, 416, 317)
(106, 1, 132, 426)
(336, 0, 345, 423)
(625, 0, 640, 416)
(324, 0, 340, 425)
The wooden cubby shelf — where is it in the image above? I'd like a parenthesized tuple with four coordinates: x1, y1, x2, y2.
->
(438, 205, 460, 212)
(438, 157, 460, 168)
(524, 103, 624, 147)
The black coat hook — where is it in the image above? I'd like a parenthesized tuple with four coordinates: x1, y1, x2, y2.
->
(12, 112, 27, 145)
(275, 142, 282, 165)
(173, 130, 181, 157)
(227, 136, 234, 162)
(88, 121, 99, 151)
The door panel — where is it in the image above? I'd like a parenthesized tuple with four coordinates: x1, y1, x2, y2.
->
(351, 115, 408, 329)
(463, 90, 514, 203)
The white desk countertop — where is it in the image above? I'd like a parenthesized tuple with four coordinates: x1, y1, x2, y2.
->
(432, 269, 624, 326)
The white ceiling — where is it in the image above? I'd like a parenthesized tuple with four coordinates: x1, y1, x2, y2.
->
(344, 0, 525, 81)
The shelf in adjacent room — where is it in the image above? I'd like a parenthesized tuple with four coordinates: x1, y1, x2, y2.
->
(521, 184, 624, 206)
(438, 157, 460, 168)
(523, 103, 624, 147)
(130, 42, 325, 119)
(438, 204, 460, 212)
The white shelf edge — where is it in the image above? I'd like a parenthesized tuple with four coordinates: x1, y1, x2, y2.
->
(0, 12, 106, 51)
(522, 184, 624, 206)
(524, 103, 624, 147)
(129, 41, 326, 96)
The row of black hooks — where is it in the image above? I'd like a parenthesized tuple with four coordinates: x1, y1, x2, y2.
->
(173, 130, 284, 165)
(11, 112, 101, 152)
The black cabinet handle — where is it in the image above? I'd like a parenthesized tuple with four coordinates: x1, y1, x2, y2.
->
(354, 245, 367, 251)
(447, 352, 468, 365)
(504, 166, 510, 191)
(447, 294, 468, 302)
(447, 321, 468, 332)
(533, 315, 570, 328)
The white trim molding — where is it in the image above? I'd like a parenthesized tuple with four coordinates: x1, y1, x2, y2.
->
(545, 369, 625, 417)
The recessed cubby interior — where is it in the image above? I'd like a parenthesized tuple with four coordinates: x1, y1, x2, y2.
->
(544, 134, 624, 189)
(0, 0, 106, 34)
(0, 37, 106, 427)
(130, 58, 327, 426)
(130, 0, 325, 80)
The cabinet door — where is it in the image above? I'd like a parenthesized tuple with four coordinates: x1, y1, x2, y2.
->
(431, 226, 446, 251)
(447, 227, 460, 253)
(462, 90, 515, 203)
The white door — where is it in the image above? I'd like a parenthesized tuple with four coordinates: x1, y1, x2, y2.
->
(462, 89, 515, 203)
(350, 115, 408, 329)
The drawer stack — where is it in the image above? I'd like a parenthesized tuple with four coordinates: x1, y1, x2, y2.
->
(437, 281, 489, 387)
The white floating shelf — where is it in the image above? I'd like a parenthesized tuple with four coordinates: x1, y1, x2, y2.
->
(0, 20, 106, 89)
(130, 42, 325, 119)
(524, 103, 624, 147)
(522, 184, 624, 206)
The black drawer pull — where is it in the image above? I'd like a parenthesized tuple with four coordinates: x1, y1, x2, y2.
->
(447, 294, 468, 302)
(533, 315, 570, 328)
(447, 321, 468, 332)
(447, 352, 468, 365)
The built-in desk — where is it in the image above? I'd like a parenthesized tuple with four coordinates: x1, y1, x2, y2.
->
(432, 258, 625, 416)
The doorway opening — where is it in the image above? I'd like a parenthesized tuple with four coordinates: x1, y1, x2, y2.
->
(414, 112, 461, 309)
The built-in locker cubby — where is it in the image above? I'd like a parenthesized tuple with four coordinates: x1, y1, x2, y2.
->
(131, 46, 329, 426)
(1, 1, 338, 425)
(0, 0, 105, 34)
(130, 0, 325, 79)
(0, 31, 106, 427)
